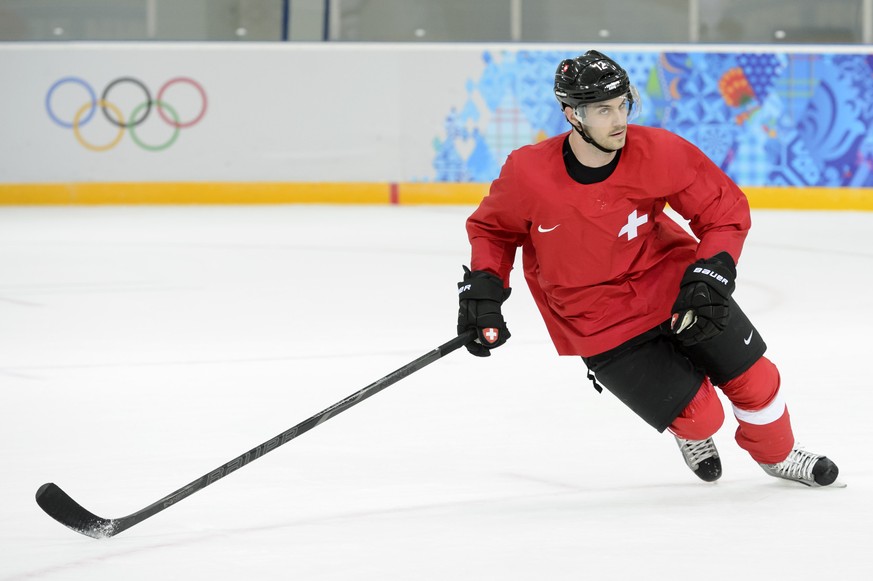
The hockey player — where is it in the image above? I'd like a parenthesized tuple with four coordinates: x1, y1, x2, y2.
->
(456, 50, 839, 487)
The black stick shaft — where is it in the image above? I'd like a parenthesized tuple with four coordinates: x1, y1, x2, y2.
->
(37, 331, 476, 538)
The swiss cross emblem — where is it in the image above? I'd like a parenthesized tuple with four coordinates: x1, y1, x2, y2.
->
(482, 328, 499, 344)
(618, 209, 648, 241)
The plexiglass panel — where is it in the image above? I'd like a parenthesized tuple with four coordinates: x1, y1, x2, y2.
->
(0, 0, 284, 41)
(698, 0, 864, 43)
(520, 0, 690, 43)
(330, 0, 513, 41)
(0, 0, 868, 43)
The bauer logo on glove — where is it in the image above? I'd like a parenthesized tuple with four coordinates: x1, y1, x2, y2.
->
(692, 266, 731, 286)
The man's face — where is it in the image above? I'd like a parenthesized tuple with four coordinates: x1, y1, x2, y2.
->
(571, 94, 630, 150)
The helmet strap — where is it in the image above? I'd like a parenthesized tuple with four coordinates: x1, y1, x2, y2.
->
(572, 122, 620, 154)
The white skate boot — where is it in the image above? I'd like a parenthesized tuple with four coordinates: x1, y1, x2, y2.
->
(759, 445, 839, 487)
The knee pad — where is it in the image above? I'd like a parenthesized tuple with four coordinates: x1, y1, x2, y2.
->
(721, 356, 781, 411)
(669, 378, 725, 440)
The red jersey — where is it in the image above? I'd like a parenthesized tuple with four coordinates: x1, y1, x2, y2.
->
(466, 125, 751, 357)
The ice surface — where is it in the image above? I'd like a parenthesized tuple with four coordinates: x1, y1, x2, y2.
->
(1, 205, 871, 580)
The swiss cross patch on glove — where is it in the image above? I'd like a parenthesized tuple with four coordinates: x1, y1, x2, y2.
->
(481, 327, 501, 344)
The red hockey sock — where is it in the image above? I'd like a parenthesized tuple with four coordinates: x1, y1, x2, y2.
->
(721, 357, 794, 464)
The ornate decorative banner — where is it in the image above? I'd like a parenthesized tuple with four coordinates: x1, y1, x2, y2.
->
(432, 49, 873, 188)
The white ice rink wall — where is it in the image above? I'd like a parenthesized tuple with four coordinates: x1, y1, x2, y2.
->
(1, 42, 873, 208)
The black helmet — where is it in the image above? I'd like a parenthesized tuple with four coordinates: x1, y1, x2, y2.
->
(554, 50, 631, 109)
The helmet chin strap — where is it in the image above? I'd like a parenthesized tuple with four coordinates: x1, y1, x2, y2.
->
(571, 122, 620, 154)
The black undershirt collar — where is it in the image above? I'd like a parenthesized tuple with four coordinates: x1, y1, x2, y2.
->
(562, 135, 622, 185)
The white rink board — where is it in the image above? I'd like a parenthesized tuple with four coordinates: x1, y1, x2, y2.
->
(0, 43, 485, 183)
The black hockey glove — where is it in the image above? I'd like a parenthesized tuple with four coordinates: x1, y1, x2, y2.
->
(670, 252, 737, 346)
(457, 266, 511, 357)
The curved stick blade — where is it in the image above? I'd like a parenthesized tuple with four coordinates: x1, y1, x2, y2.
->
(36, 483, 117, 539)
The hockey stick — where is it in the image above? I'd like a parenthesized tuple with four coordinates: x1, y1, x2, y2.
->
(36, 330, 476, 539)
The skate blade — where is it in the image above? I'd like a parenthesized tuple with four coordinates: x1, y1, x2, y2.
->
(821, 480, 847, 489)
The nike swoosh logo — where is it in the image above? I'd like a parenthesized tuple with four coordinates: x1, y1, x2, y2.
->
(537, 224, 560, 233)
(744, 330, 754, 345)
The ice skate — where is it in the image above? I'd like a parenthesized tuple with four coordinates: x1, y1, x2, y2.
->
(759, 445, 839, 487)
(675, 435, 722, 482)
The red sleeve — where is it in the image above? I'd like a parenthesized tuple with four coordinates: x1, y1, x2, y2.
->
(666, 139, 751, 265)
(466, 153, 531, 286)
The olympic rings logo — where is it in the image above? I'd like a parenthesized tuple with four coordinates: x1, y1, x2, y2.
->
(45, 76, 207, 152)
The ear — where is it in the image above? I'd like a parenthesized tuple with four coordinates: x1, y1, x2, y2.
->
(562, 105, 575, 124)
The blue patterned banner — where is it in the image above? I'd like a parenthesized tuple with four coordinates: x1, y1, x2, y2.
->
(432, 49, 873, 187)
